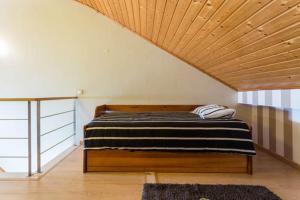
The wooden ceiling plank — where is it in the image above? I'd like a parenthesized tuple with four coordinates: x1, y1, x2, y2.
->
(222, 59, 300, 79)
(151, 0, 167, 43)
(179, 0, 242, 57)
(94, 0, 105, 13)
(239, 85, 300, 91)
(233, 76, 300, 85)
(234, 82, 300, 91)
(237, 79, 300, 91)
(192, 0, 273, 63)
(84, 0, 93, 7)
(107, 0, 119, 21)
(167, 0, 206, 51)
(146, 0, 156, 39)
(162, 0, 192, 48)
(200, 21, 300, 70)
(187, 0, 272, 62)
(87, 0, 98, 10)
(119, 0, 130, 28)
(213, 48, 300, 76)
(131, 0, 141, 34)
(112, 0, 125, 25)
(124, 0, 136, 31)
(232, 75, 300, 89)
(98, 0, 109, 16)
(139, 0, 147, 37)
(173, 0, 226, 54)
(207, 6, 300, 64)
(196, 1, 300, 67)
(102, 0, 115, 19)
(226, 65, 300, 82)
(182, 0, 248, 60)
(110, 0, 124, 25)
(156, 0, 180, 46)
(207, 36, 300, 74)
(93, 0, 105, 13)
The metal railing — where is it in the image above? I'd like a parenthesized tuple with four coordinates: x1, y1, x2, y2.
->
(0, 97, 77, 176)
(0, 101, 31, 176)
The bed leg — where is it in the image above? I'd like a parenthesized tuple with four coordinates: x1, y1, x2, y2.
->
(83, 149, 87, 173)
(247, 156, 253, 175)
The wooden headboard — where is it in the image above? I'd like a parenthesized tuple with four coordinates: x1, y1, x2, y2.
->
(94, 104, 200, 118)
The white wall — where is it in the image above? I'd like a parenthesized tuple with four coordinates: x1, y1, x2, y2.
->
(0, 0, 236, 136)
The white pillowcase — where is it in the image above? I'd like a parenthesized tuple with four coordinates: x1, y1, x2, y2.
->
(202, 108, 236, 119)
(192, 105, 236, 119)
(192, 104, 223, 115)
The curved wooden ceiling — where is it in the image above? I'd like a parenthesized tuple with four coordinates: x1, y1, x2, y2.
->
(76, 0, 300, 91)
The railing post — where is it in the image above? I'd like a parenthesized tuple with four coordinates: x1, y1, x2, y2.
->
(36, 100, 41, 173)
(73, 99, 77, 146)
(27, 101, 32, 177)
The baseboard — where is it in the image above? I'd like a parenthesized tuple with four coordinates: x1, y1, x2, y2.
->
(255, 144, 300, 171)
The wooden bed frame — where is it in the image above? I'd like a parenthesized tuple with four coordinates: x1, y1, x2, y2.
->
(83, 105, 253, 174)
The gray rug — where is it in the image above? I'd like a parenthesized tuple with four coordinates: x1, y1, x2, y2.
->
(142, 184, 281, 200)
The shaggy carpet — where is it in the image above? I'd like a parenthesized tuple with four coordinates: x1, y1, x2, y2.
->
(142, 184, 281, 200)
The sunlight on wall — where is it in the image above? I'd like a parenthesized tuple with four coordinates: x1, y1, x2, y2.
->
(291, 90, 300, 109)
(238, 89, 300, 109)
(246, 91, 253, 104)
(0, 38, 10, 57)
(272, 90, 282, 107)
(292, 109, 300, 123)
(258, 90, 265, 105)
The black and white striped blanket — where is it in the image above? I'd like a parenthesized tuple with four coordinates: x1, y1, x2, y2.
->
(84, 112, 256, 155)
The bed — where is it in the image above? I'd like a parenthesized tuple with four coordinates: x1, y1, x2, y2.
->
(83, 105, 255, 174)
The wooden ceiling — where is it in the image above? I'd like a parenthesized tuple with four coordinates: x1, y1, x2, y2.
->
(76, 0, 300, 91)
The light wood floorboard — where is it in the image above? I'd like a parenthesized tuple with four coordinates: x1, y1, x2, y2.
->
(0, 147, 299, 200)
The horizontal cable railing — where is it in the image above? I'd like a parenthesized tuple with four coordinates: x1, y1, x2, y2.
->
(40, 122, 74, 137)
(41, 110, 75, 119)
(37, 98, 77, 173)
(41, 133, 75, 155)
(0, 97, 77, 177)
(0, 101, 31, 175)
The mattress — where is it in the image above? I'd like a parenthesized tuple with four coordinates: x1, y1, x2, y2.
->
(84, 112, 256, 155)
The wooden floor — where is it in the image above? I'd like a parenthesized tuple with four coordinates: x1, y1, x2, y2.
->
(0, 147, 300, 200)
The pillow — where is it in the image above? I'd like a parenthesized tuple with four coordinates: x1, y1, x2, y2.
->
(192, 104, 224, 115)
(192, 105, 236, 119)
(201, 108, 236, 119)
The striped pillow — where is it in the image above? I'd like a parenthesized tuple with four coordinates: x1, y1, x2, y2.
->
(192, 104, 224, 115)
(201, 108, 236, 119)
(192, 105, 236, 119)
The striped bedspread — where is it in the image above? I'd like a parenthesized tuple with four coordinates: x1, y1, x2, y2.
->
(84, 112, 256, 155)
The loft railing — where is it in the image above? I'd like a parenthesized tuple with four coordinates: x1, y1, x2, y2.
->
(0, 97, 77, 177)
